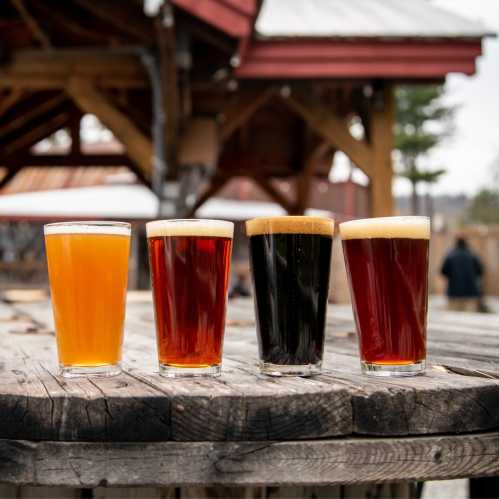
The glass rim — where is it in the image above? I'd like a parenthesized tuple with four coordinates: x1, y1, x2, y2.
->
(246, 215, 333, 222)
(44, 221, 131, 236)
(246, 215, 335, 237)
(44, 220, 131, 228)
(146, 218, 234, 239)
(339, 216, 430, 240)
(340, 216, 429, 225)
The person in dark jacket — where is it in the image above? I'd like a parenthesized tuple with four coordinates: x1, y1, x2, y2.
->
(441, 237, 484, 312)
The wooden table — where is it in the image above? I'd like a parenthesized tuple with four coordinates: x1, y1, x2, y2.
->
(1, 292, 499, 498)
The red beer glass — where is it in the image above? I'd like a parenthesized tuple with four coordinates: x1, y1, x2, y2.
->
(147, 219, 233, 377)
(340, 216, 430, 376)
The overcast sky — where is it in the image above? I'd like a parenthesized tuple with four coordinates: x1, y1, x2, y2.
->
(393, 0, 499, 197)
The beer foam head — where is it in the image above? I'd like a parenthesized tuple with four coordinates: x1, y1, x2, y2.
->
(246, 216, 335, 237)
(44, 221, 131, 236)
(146, 219, 234, 238)
(339, 216, 430, 240)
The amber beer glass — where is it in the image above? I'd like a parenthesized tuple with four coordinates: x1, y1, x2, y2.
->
(246, 216, 335, 377)
(340, 217, 430, 376)
(147, 219, 233, 377)
(44, 222, 131, 377)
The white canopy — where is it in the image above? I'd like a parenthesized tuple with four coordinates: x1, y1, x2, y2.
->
(0, 185, 331, 221)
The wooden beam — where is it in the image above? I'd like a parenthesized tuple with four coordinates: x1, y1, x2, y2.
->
(369, 83, 395, 216)
(66, 78, 153, 181)
(10, 0, 52, 49)
(185, 175, 228, 217)
(30, 0, 115, 45)
(0, 167, 21, 190)
(73, 0, 152, 43)
(0, 90, 25, 117)
(0, 50, 148, 90)
(0, 94, 66, 138)
(285, 90, 373, 177)
(252, 175, 294, 214)
(14, 154, 133, 167)
(221, 86, 276, 142)
(294, 141, 330, 215)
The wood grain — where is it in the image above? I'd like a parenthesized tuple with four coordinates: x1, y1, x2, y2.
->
(1, 432, 499, 487)
(0, 297, 499, 443)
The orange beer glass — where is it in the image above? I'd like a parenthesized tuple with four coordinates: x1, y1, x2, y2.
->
(44, 221, 131, 377)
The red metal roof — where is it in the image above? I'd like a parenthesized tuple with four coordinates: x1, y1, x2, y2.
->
(169, 0, 487, 80)
(170, 0, 257, 37)
(235, 40, 482, 79)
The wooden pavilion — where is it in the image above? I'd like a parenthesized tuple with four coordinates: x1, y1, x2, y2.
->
(0, 0, 490, 217)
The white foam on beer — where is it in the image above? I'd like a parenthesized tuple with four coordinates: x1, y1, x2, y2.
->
(146, 219, 234, 238)
(339, 217, 430, 240)
(44, 223, 131, 236)
(246, 216, 335, 237)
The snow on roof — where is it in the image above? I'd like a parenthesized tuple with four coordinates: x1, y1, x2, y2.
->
(256, 0, 492, 39)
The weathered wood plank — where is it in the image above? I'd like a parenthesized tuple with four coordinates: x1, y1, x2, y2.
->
(1, 298, 499, 442)
(1, 432, 499, 487)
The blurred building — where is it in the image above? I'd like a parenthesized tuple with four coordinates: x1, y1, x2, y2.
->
(0, 0, 491, 292)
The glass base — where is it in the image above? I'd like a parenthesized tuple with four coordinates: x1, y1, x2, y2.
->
(361, 360, 426, 377)
(59, 363, 122, 378)
(259, 361, 321, 377)
(159, 363, 221, 378)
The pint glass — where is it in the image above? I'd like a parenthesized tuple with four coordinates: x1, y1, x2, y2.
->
(340, 216, 430, 376)
(44, 221, 131, 377)
(246, 216, 335, 377)
(147, 219, 233, 377)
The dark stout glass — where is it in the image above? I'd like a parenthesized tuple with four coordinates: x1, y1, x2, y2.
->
(340, 217, 430, 377)
(246, 216, 335, 376)
(147, 219, 233, 377)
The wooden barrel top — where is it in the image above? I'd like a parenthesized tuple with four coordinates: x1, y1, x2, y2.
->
(1, 293, 499, 443)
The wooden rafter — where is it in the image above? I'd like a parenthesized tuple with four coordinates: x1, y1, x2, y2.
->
(66, 78, 153, 181)
(15, 154, 133, 167)
(0, 90, 25, 117)
(0, 94, 66, 139)
(0, 51, 148, 90)
(220, 86, 276, 142)
(1, 111, 71, 158)
(31, 0, 116, 44)
(10, 0, 52, 49)
(0, 167, 22, 190)
(73, 0, 152, 43)
(285, 90, 373, 177)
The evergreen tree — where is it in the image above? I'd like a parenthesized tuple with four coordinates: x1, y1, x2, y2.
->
(395, 86, 454, 214)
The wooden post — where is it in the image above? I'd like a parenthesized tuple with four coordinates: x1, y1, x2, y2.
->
(157, 5, 178, 179)
(369, 83, 395, 217)
(69, 112, 81, 157)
